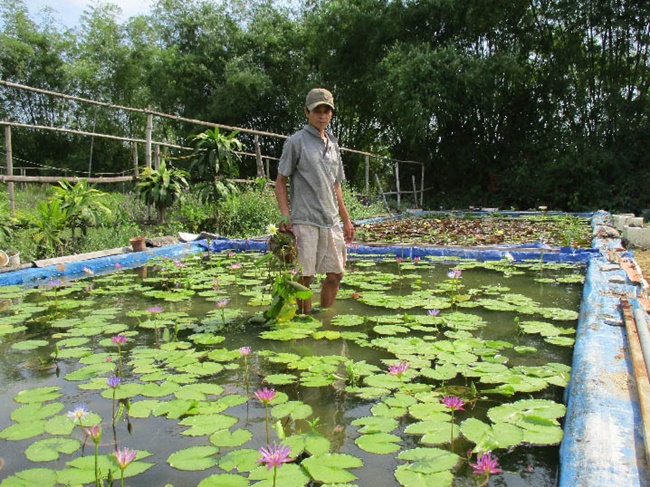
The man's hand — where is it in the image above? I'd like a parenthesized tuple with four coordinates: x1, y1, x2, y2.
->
(343, 220, 355, 243)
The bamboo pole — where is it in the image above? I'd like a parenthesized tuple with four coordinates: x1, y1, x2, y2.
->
(365, 155, 370, 199)
(412, 175, 418, 208)
(0, 175, 134, 183)
(4, 124, 15, 216)
(395, 162, 401, 210)
(375, 173, 390, 212)
(146, 109, 153, 168)
(420, 164, 425, 207)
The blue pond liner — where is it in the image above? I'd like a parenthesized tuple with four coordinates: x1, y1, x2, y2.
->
(0, 211, 647, 485)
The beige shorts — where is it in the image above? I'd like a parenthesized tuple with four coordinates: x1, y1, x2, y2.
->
(293, 224, 346, 276)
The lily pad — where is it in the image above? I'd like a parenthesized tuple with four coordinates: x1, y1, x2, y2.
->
(168, 445, 219, 471)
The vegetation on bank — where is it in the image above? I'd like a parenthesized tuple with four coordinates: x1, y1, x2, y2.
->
(0, 182, 386, 263)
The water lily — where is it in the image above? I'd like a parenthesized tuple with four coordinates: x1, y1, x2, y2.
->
(470, 451, 503, 486)
(427, 308, 440, 316)
(147, 306, 163, 314)
(240, 346, 251, 390)
(108, 375, 121, 424)
(388, 360, 410, 378)
(114, 447, 137, 487)
(256, 388, 276, 443)
(258, 443, 294, 487)
(255, 387, 276, 404)
(442, 395, 465, 449)
(111, 335, 127, 345)
(84, 425, 102, 486)
(216, 299, 229, 323)
(67, 404, 89, 425)
(231, 262, 242, 270)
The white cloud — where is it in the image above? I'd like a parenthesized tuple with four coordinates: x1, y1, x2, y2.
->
(23, 0, 153, 28)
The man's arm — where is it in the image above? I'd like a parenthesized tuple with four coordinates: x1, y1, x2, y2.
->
(334, 181, 355, 243)
(275, 173, 292, 232)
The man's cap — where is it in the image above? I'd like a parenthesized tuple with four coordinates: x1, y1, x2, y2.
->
(306, 88, 334, 111)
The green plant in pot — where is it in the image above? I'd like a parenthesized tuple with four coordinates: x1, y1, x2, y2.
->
(135, 160, 189, 224)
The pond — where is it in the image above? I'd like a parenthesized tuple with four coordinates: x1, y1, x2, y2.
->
(0, 250, 584, 486)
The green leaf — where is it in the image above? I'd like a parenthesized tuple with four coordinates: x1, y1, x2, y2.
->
(351, 416, 399, 434)
(14, 386, 61, 404)
(209, 428, 252, 448)
(197, 473, 249, 487)
(179, 413, 238, 436)
(355, 432, 401, 454)
(0, 468, 58, 486)
(398, 447, 460, 473)
(218, 448, 260, 473)
(11, 402, 64, 422)
(460, 417, 524, 451)
(168, 445, 219, 471)
(0, 420, 46, 440)
(301, 453, 363, 484)
(25, 437, 81, 462)
(271, 401, 313, 420)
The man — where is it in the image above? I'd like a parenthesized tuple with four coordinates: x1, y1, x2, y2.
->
(275, 87, 355, 314)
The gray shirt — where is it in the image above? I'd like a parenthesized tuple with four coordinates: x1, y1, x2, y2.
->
(278, 124, 345, 228)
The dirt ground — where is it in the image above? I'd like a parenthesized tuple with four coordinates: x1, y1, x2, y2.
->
(634, 249, 650, 280)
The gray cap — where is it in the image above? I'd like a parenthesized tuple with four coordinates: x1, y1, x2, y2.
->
(306, 88, 334, 111)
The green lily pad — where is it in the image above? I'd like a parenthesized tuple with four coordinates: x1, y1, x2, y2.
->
(394, 464, 454, 487)
(179, 413, 238, 436)
(218, 448, 261, 473)
(209, 428, 252, 448)
(397, 447, 461, 473)
(0, 468, 58, 486)
(351, 416, 399, 434)
(11, 402, 64, 422)
(301, 453, 363, 484)
(14, 386, 62, 404)
(355, 432, 402, 454)
(197, 473, 249, 487)
(284, 432, 331, 457)
(460, 417, 524, 451)
(25, 437, 81, 462)
(0, 420, 46, 440)
(11, 339, 49, 351)
(168, 445, 219, 471)
(271, 400, 313, 420)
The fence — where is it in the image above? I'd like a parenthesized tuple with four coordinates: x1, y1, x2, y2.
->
(1, 80, 427, 215)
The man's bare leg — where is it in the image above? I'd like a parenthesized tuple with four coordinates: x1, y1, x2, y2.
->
(321, 272, 343, 309)
(297, 275, 314, 314)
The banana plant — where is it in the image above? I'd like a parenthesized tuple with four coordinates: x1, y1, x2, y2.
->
(53, 179, 111, 240)
(135, 160, 189, 224)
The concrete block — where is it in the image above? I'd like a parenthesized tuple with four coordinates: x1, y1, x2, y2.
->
(623, 226, 650, 249)
(613, 214, 639, 231)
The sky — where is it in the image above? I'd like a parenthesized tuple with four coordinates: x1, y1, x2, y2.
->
(23, 0, 154, 28)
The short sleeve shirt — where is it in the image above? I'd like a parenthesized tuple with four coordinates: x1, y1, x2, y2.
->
(278, 124, 345, 228)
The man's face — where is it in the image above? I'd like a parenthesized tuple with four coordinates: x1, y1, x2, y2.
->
(305, 104, 333, 132)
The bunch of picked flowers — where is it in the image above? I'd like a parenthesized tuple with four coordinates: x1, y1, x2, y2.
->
(267, 222, 296, 264)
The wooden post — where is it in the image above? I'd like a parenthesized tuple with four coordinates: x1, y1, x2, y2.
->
(4, 124, 15, 216)
(395, 162, 401, 210)
(375, 173, 390, 213)
(365, 155, 370, 199)
(132, 142, 139, 177)
(145, 109, 153, 168)
(154, 144, 160, 170)
(254, 135, 265, 178)
(412, 175, 418, 209)
(420, 164, 425, 207)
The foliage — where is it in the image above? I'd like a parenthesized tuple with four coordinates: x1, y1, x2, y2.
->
(188, 127, 245, 206)
(215, 187, 280, 237)
(52, 179, 112, 240)
(30, 199, 68, 258)
(135, 160, 190, 224)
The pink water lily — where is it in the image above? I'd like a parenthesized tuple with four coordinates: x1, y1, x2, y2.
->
(388, 360, 410, 377)
(470, 451, 503, 475)
(442, 395, 465, 411)
(255, 387, 276, 404)
(258, 443, 294, 471)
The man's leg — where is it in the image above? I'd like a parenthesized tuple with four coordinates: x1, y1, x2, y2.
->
(321, 272, 343, 309)
(297, 275, 314, 314)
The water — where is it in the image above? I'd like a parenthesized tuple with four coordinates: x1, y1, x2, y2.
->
(0, 251, 584, 486)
